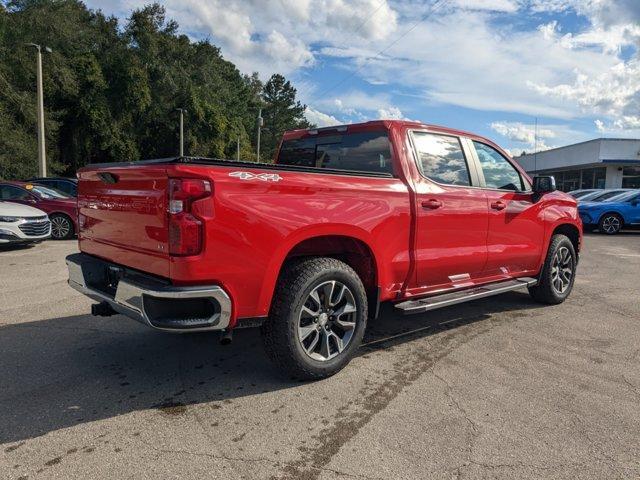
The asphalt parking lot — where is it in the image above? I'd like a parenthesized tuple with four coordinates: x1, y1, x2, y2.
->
(1, 234, 639, 480)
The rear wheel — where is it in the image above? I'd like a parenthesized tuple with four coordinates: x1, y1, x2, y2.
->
(598, 213, 622, 235)
(528, 234, 576, 305)
(262, 257, 368, 380)
(50, 214, 74, 240)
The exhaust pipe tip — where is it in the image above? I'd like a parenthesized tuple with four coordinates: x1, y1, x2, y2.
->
(91, 301, 116, 317)
(219, 329, 233, 345)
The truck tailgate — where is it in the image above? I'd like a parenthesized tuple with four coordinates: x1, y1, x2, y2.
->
(77, 165, 170, 278)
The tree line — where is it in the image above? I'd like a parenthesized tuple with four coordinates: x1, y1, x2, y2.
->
(0, 0, 312, 180)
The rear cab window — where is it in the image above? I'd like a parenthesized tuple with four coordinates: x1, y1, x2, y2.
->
(277, 131, 393, 175)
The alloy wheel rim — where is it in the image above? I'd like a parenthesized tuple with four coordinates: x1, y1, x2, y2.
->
(51, 217, 70, 238)
(550, 246, 573, 294)
(602, 216, 620, 234)
(297, 280, 357, 362)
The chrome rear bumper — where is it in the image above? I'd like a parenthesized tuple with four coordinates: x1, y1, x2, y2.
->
(66, 253, 232, 332)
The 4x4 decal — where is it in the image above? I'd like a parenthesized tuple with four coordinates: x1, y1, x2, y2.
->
(229, 171, 283, 182)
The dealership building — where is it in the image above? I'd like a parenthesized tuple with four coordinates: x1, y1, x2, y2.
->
(516, 138, 640, 192)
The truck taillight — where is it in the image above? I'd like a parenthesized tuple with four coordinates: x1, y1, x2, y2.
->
(168, 179, 211, 256)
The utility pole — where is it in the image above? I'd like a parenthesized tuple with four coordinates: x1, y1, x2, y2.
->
(256, 108, 263, 161)
(534, 117, 538, 174)
(237, 137, 240, 161)
(27, 43, 51, 177)
(176, 108, 186, 157)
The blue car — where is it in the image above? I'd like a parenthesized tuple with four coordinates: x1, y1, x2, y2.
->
(579, 190, 640, 234)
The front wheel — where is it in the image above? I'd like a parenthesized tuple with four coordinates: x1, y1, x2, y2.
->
(262, 257, 368, 380)
(528, 234, 577, 305)
(598, 213, 622, 235)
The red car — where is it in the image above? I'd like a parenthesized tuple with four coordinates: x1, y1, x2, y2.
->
(0, 181, 78, 239)
(66, 120, 582, 379)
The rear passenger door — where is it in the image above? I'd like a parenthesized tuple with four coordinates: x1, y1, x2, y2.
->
(469, 141, 544, 277)
(410, 131, 489, 292)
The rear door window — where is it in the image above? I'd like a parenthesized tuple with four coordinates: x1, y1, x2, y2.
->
(412, 132, 471, 186)
(0, 185, 30, 200)
(278, 131, 393, 174)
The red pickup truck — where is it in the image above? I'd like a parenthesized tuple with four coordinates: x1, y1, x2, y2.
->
(66, 120, 582, 379)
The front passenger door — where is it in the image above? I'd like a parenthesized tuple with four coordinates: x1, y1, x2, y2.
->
(471, 141, 544, 277)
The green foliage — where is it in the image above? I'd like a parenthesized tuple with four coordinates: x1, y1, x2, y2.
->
(0, 0, 313, 179)
(261, 74, 311, 161)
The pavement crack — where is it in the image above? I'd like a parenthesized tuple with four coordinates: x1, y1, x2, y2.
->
(138, 442, 380, 479)
(621, 375, 640, 399)
(431, 369, 480, 460)
(272, 316, 503, 480)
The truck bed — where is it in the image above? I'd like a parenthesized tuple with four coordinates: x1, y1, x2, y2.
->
(76, 156, 411, 321)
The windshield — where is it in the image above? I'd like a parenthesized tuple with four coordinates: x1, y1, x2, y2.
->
(29, 184, 72, 199)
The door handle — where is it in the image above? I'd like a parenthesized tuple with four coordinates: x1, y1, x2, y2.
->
(422, 199, 443, 209)
(490, 200, 506, 210)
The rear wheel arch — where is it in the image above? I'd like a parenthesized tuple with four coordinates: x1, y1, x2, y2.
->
(263, 234, 380, 319)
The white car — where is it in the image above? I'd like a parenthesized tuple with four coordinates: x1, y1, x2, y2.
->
(0, 201, 51, 245)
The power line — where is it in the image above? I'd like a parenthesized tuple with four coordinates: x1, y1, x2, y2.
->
(313, 0, 449, 100)
(348, 0, 390, 41)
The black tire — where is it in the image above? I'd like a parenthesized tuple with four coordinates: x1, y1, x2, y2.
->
(528, 234, 576, 305)
(598, 213, 622, 235)
(262, 257, 368, 380)
(50, 213, 75, 240)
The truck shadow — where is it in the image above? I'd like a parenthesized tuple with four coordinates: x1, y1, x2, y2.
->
(0, 291, 546, 444)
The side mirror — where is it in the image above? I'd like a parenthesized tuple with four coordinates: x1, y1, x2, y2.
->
(533, 176, 556, 194)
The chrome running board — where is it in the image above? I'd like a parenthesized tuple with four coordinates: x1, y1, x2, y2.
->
(395, 277, 537, 315)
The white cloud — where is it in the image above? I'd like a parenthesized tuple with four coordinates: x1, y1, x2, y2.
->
(490, 121, 589, 152)
(491, 121, 555, 144)
(304, 107, 342, 127)
(308, 90, 420, 123)
(377, 106, 405, 119)
(86, 0, 640, 135)
(452, 0, 518, 12)
(326, 11, 621, 118)
(96, 0, 398, 76)
(529, 59, 640, 130)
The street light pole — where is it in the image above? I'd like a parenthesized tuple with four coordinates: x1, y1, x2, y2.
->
(176, 108, 186, 157)
(256, 107, 263, 162)
(27, 43, 51, 177)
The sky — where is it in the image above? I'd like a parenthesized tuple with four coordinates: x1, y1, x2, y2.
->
(84, 0, 640, 155)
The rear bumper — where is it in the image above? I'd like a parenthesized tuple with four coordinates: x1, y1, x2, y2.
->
(66, 253, 232, 332)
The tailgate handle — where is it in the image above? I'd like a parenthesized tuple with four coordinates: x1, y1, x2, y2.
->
(98, 172, 119, 184)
